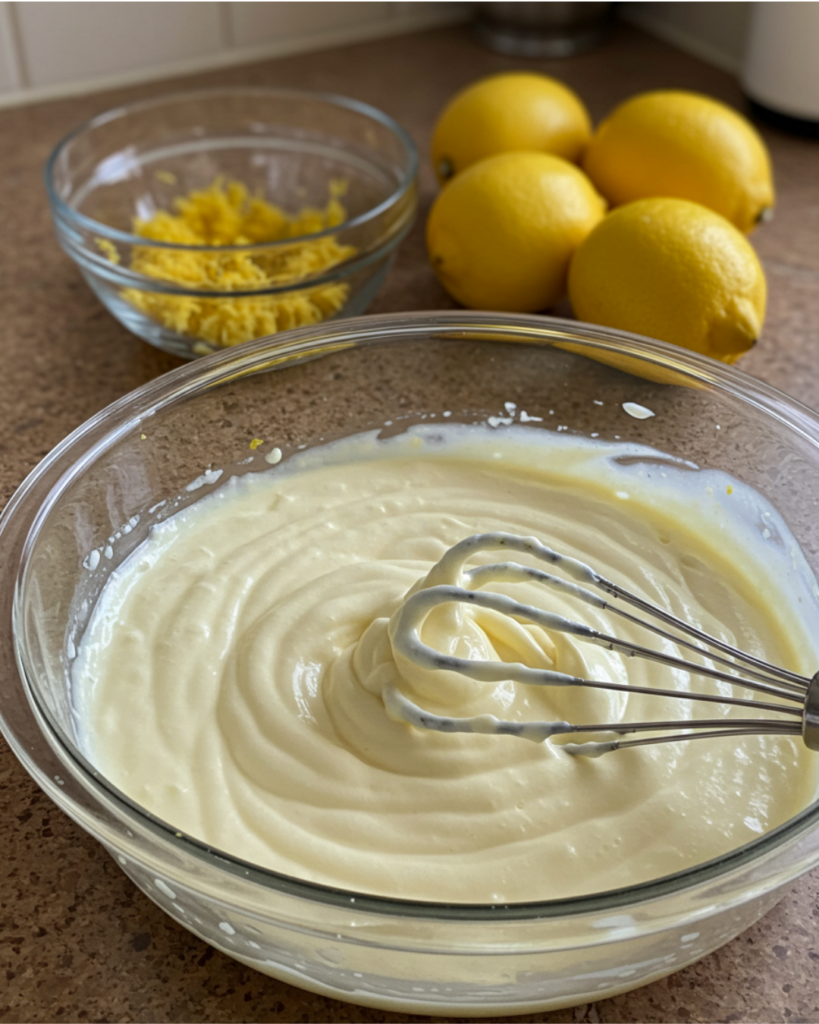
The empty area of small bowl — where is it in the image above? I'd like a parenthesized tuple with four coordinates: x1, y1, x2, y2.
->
(2, 312, 819, 1014)
(45, 88, 418, 358)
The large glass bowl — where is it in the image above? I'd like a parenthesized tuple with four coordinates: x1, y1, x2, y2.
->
(2, 311, 819, 1016)
(45, 88, 418, 359)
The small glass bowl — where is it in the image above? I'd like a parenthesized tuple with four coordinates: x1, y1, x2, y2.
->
(44, 88, 418, 359)
(2, 312, 819, 1015)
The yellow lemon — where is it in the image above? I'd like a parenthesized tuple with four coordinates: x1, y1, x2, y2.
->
(431, 72, 592, 184)
(582, 90, 774, 233)
(427, 151, 606, 312)
(568, 197, 766, 363)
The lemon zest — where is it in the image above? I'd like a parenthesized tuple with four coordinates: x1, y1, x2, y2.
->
(96, 238, 121, 265)
(114, 178, 356, 349)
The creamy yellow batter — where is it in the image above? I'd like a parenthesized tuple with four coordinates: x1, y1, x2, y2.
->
(73, 424, 819, 902)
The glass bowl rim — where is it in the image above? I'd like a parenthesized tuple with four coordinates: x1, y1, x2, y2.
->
(43, 85, 420, 254)
(5, 309, 819, 922)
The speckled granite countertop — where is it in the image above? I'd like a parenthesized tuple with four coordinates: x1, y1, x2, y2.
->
(2, 20, 819, 1024)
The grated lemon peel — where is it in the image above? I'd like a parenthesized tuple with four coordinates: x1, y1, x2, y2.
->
(101, 177, 357, 350)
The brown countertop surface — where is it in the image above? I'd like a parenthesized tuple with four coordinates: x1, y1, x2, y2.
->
(2, 20, 819, 1024)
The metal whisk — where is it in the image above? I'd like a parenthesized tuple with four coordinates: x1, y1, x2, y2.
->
(385, 532, 819, 757)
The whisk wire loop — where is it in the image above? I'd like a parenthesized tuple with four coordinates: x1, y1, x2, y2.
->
(386, 532, 819, 756)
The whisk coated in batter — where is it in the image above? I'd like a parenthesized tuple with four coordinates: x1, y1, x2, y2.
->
(386, 532, 819, 756)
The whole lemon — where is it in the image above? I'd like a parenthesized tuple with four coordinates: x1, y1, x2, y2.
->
(568, 197, 766, 363)
(431, 72, 592, 184)
(582, 90, 774, 233)
(427, 151, 606, 312)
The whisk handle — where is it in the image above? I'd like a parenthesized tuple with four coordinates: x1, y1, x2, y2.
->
(802, 673, 819, 751)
